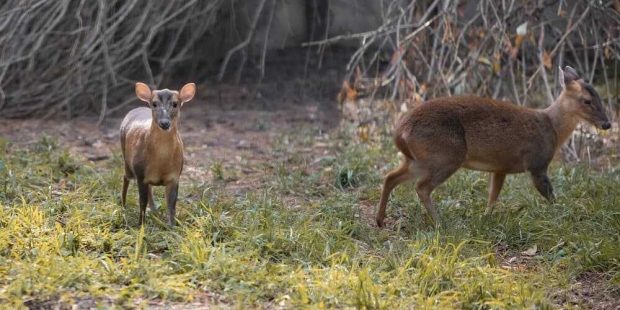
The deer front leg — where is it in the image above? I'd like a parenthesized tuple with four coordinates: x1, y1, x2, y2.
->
(165, 182, 179, 226)
(137, 180, 149, 226)
(147, 185, 157, 211)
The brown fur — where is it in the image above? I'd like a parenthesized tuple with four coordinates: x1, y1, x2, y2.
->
(376, 66, 610, 227)
(121, 107, 184, 185)
(121, 83, 196, 226)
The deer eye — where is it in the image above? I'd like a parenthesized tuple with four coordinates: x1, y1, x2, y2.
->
(584, 100, 591, 105)
(152, 102, 158, 107)
(173, 102, 178, 108)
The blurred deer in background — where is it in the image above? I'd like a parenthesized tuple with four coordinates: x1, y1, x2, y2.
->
(337, 68, 400, 142)
(336, 63, 428, 143)
(376, 66, 611, 228)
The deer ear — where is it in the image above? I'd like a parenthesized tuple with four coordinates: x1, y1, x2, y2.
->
(564, 66, 579, 79)
(345, 81, 357, 100)
(558, 67, 566, 89)
(179, 83, 196, 103)
(135, 82, 152, 103)
(559, 65, 579, 89)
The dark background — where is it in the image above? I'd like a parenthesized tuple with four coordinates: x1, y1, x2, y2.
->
(0, 0, 618, 121)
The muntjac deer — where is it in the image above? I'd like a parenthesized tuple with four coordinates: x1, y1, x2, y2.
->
(121, 82, 196, 226)
(376, 66, 611, 228)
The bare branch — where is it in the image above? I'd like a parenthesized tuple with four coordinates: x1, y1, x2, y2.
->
(217, 0, 268, 82)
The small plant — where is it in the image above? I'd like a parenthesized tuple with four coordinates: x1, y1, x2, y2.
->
(210, 161, 225, 181)
(0, 135, 617, 308)
(337, 168, 357, 189)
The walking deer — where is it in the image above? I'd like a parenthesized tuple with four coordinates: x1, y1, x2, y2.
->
(376, 66, 611, 227)
(120, 82, 196, 226)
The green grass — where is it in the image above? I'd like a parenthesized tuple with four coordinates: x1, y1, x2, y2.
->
(0, 134, 618, 308)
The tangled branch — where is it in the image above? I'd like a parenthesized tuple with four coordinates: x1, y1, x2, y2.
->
(317, 0, 619, 109)
(320, 0, 620, 161)
(0, 0, 228, 119)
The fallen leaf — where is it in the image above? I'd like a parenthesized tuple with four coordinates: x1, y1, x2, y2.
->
(420, 83, 428, 94)
(542, 50, 552, 69)
(516, 22, 528, 36)
(478, 56, 491, 66)
(521, 244, 537, 256)
(411, 92, 423, 104)
(493, 61, 501, 75)
(400, 102, 408, 113)
(514, 35, 523, 48)
(357, 125, 370, 142)
(389, 46, 405, 67)
(442, 20, 455, 43)
(511, 22, 527, 59)
(605, 46, 612, 59)
(490, 51, 501, 74)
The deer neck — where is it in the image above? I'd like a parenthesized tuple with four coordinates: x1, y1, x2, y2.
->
(149, 120, 181, 148)
(544, 95, 580, 149)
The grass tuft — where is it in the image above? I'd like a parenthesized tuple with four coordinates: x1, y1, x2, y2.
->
(0, 134, 617, 307)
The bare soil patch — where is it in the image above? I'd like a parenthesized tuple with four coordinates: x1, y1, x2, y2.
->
(1, 93, 335, 197)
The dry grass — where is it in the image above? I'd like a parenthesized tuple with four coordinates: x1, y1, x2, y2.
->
(0, 128, 618, 308)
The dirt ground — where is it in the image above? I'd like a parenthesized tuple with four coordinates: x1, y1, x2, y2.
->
(3, 97, 620, 310)
(1, 49, 619, 308)
(1, 47, 351, 194)
(0, 80, 341, 194)
(3, 87, 618, 309)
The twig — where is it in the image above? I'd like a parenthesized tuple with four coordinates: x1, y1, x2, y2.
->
(0, 0, 226, 118)
(98, 79, 107, 126)
(538, 26, 554, 104)
(259, 0, 277, 81)
(217, 0, 268, 82)
(527, 4, 590, 87)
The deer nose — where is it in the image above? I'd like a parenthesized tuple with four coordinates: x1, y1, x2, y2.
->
(159, 120, 171, 130)
(601, 122, 611, 130)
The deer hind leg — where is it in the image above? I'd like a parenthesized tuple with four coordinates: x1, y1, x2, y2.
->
(376, 158, 416, 227)
(414, 159, 462, 227)
(485, 172, 506, 214)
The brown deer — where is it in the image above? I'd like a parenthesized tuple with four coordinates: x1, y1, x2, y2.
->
(376, 66, 611, 227)
(120, 82, 196, 226)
